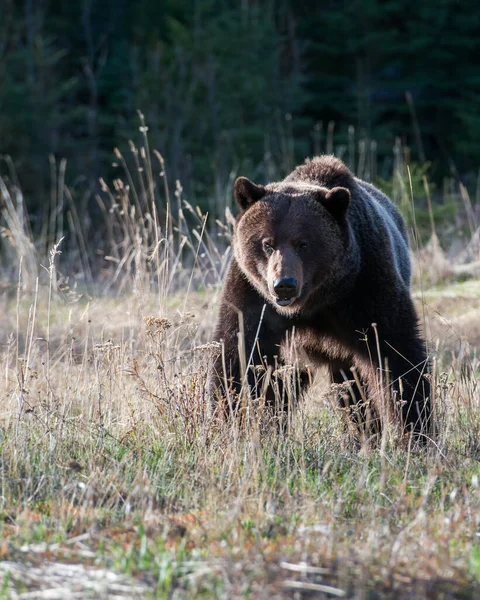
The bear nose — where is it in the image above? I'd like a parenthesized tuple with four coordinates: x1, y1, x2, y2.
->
(273, 277, 298, 299)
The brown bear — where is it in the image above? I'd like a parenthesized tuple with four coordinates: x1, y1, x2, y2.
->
(210, 155, 430, 439)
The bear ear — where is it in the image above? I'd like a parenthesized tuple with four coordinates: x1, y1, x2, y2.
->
(317, 186, 351, 222)
(234, 177, 266, 212)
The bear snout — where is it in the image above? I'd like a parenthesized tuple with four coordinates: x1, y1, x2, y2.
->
(272, 277, 298, 306)
(273, 277, 298, 298)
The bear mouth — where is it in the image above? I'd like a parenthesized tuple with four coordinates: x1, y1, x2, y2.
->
(275, 297, 296, 307)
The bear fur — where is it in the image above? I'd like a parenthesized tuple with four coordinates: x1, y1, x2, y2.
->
(211, 155, 430, 438)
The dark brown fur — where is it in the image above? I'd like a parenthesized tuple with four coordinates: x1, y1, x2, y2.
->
(211, 156, 430, 440)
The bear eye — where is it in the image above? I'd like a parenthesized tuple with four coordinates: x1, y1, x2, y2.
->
(297, 241, 309, 252)
(262, 240, 274, 256)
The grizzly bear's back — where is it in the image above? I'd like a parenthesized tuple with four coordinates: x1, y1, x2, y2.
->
(353, 178, 411, 287)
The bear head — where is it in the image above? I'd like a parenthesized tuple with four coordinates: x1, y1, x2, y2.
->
(233, 176, 351, 316)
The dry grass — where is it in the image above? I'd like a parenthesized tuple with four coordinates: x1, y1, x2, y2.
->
(1, 141, 480, 598)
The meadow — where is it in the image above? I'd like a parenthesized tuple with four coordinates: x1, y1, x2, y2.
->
(1, 138, 480, 599)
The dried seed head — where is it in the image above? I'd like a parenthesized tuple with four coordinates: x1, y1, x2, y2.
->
(93, 340, 120, 354)
(193, 341, 222, 356)
(143, 316, 172, 334)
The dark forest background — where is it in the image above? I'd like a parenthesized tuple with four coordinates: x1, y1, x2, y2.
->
(1, 0, 480, 225)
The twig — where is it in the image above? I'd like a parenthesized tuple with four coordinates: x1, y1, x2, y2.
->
(283, 580, 346, 596)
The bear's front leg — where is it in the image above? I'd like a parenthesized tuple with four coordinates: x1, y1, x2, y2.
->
(329, 360, 379, 436)
(210, 261, 304, 416)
